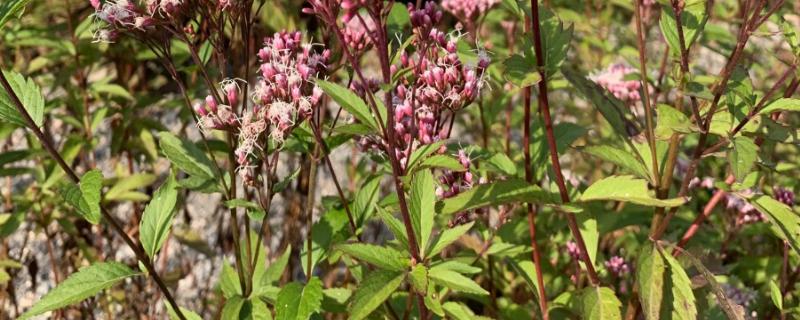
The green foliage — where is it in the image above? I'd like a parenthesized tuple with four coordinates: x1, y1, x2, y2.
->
(0, 70, 43, 127)
(19, 262, 139, 320)
(275, 278, 323, 320)
(139, 173, 179, 259)
(63, 169, 104, 224)
(579, 175, 686, 207)
(348, 270, 405, 320)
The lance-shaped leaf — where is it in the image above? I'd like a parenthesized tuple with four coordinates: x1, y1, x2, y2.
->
(428, 266, 489, 295)
(19, 262, 139, 320)
(584, 145, 650, 182)
(349, 270, 405, 320)
(317, 80, 377, 132)
(139, 173, 179, 259)
(637, 244, 665, 320)
(427, 221, 474, 258)
(662, 248, 698, 319)
(578, 175, 686, 207)
(436, 179, 558, 215)
(749, 195, 800, 255)
(659, 0, 708, 56)
(336, 243, 408, 272)
(759, 98, 800, 115)
(410, 169, 435, 256)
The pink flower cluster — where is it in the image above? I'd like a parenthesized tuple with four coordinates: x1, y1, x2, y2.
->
(604, 256, 630, 277)
(589, 63, 642, 103)
(724, 190, 765, 225)
(436, 150, 474, 199)
(441, 0, 499, 21)
(774, 187, 796, 207)
(342, 15, 375, 55)
(91, 0, 185, 41)
(251, 31, 330, 143)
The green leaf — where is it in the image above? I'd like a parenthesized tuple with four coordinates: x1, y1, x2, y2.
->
(506, 258, 543, 303)
(436, 179, 557, 216)
(770, 280, 783, 311)
(562, 67, 638, 140)
(376, 207, 409, 249)
(637, 244, 665, 320)
(0, 0, 32, 31)
(139, 173, 179, 259)
(759, 98, 800, 115)
(158, 132, 217, 179)
(220, 262, 241, 299)
(427, 221, 473, 258)
(0, 70, 44, 127)
(579, 286, 622, 320)
(584, 145, 650, 183)
(336, 243, 408, 272)
(484, 152, 517, 176)
(749, 195, 800, 255)
(275, 277, 323, 320)
(317, 80, 377, 132)
(655, 104, 696, 139)
(443, 301, 491, 320)
(662, 249, 697, 319)
(503, 54, 541, 87)
(539, 11, 574, 75)
(418, 155, 466, 172)
(63, 169, 104, 224)
(349, 270, 405, 320)
(659, 1, 708, 56)
(18, 262, 139, 320)
(165, 303, 203, 320)
(221, 295, 245, 320)
(90, 83, 133, 100)
(728, 136, 758, 182)
(105, 174, 157, 201)
(410, 169, 435, 256)
(578, 175, 686, 207)
(353, 175, 381, 225)
(262, 245, 291, 286)
(407, 140, 446, 172)
(408, 265, 428, 294)
(428, 267, 488, 295)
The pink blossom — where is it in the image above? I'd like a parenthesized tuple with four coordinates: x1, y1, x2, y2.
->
(589, 63, 642, 103)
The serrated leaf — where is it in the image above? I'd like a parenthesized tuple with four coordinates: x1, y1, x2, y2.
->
(0, 70, 44, 127)
(317, 80, 377, 132)
(436, 179, 557, 215)
(427, 221, 473, 258)
(728, 136, 757, 182)
(158, 132, 216, 179)
(139, 173, 179, 259)
(562, 67, 639, 139)
(507, 258, 543, 303)
(349, 270, 405, 320)
(662, 249, 697, 319)
(578, 175, 686, 207)
(579, 286, 622, 320)
(221, 295, 245, 320)
(275, 277, 323, 320)
(442, 301, 491, 320)
(407, 140, 446, 172)
(410, 169, 435, 256)
(220, 262, 241, 299)
(63, 170, 104, 224)
(637, 244, 665, 320)
(428, 267, 489, 295)
(484, 152, 517, 176)
(336, 243, 408, 272)
(18, 262, 139, 320)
